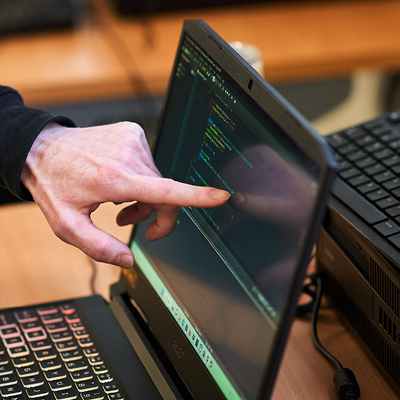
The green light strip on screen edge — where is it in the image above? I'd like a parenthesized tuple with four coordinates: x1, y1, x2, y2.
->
(131, 241, 243, 400)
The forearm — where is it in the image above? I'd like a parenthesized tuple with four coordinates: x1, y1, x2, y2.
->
(0, 85, 75, 200)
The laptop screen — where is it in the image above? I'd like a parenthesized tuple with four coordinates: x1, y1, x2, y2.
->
(122, 24, 330, 400)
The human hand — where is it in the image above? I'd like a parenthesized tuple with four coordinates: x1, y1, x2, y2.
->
(21, 122, 230, 269)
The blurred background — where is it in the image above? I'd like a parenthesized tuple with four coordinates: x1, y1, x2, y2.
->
(2, 0, 400, 204)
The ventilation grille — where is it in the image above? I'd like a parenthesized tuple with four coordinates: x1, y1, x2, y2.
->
(370, 259, 400, 318)
(328, 280, 400, 388)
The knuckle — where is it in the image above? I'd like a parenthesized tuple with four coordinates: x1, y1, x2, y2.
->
(87, 238, 110, 263)
(160, 179, 176, 202)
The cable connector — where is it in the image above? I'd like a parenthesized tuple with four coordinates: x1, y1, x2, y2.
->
(334, 367, 361, 400)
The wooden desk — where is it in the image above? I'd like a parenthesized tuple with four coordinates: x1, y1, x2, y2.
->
(0, 202, 397, 399)
(1, 1, 400, 106)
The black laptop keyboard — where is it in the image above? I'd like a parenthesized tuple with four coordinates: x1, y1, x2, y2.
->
(0, 303, 123, 400)
(326, 109, 400, 250)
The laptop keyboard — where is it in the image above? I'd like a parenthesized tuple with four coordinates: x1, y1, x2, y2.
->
(326, 109, 400, 250)
(0, 302, 124, 400)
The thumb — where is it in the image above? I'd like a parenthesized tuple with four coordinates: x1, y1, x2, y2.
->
(55, 211, 134, 269)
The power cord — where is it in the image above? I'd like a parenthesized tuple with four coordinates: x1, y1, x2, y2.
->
(297, 272, 361, 400)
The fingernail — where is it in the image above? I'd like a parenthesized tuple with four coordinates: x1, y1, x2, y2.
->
(211, 189, 231, 201)
(118, 254, 134, 269)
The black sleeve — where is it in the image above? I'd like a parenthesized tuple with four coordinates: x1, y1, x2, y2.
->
(0, 85, 76, 201)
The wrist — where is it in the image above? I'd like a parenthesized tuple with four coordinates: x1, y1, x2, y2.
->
(21, 122, 64, 188)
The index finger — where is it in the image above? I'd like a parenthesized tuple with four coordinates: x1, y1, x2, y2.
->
(120, 175, 231, 207)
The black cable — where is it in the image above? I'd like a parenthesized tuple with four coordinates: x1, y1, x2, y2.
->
(87, 256, 98, 295)
(311, 274, 342, 370)
(299, 272, 361, 400)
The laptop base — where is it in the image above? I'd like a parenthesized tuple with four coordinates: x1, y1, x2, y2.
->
(316, 218, 400, 396)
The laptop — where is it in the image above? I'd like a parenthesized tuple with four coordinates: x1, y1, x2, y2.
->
(0, 20, 336, 400)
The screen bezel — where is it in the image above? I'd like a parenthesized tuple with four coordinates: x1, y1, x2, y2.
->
(120, 20, 336, 400)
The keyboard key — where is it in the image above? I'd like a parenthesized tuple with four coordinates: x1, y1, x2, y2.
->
(380, 130, 400, 143)
(25, 384, 49, 398)
(382, 155, 400, 167)
(348, 174, 370, 187)
(0, 355, 9, 366)
(356, 156, 375, 169)
(25, 328, 47, 342)
(41, 314, 63, 325)
(14, 311, 38, 324)
(389, 233, 400, 249)
(383, 178, 400, 191)
(69, 323, 84, 332)
(37, 307, 59, 316)
(373, 170, 395, 183)
(374, 220, 400, 237)
(0, 314, 17, 329)
(389, 139, 400, 150)
(49, 379, 72, 392)
(17, 366, 40, 378)
(386, 205, 400, 217)
(365, 163, 386, 176)
(73, 330, 89, 340)
(21, 321, 42, 333)
(370, 126, 391, 136)
(388, 111, 400, 123)
(367, 189, 389, 202)
(45, 323, 68, 333)
(59, 305, 76, 316)
(65, 361, 87, 372)
(92, 365, 108, 375)
(107, 392, 123, 400)
(65, 314, 80, 324)
(365, 142, 385, 153)
(326, 133, 349, 148)
(83, 348, 99, 358)
(60, 350, 82, 362)
(55, 341, 77, 352)
(0, 326, 20, 339)
(357, 181, 380, 194)
(80, 390, 105, 400)
(12, 355, 35, 368)
(0, 382, 23, 397)
(0, 372, 18, 386)
(339, 167, 361, 180)
(392, 164, 400, 175)
(70, 370, 93, 382)
(7, 345, 29, 358)
(44, 369, 67, 381)
(78, 338, 94, 348)
(392, 188, 400, 199)
(342, 126, 365, 140)
(39, 359, 62, 371)
(0, 365, 13, 376)
(75, 380, 98, 392)
(332, 179, 387, 225)
(4, 336, 25, 348)
(51, 332, 73, 343)
(103, 384, 118, 394)
(88, 357, 103, 366)
(346, 150, 367, 162)
(355, 133, 374, 145)
(96, 373, 112, 384)
(21, 375, 44, 388)
(30, 340, 52, 352)
(337, 143, 359, 155)
(53, 388, 78, 400)
(35, 349, 57, 362)
(376, 197, 398, 210)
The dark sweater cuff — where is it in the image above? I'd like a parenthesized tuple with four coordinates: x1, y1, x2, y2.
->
(0, 86, 76, 200)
